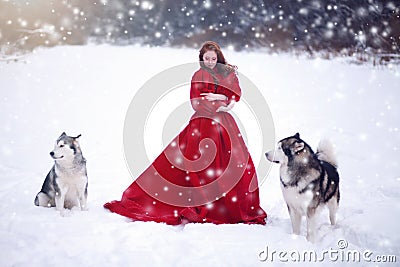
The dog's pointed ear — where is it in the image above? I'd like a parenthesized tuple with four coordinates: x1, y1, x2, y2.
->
(292, 141, 305, 153)
(294, 133, 300, 139)
(73, 134, 81, 147)
(60, 132, 67, 137)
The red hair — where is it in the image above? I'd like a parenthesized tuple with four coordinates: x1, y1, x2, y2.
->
(198, 41, 236, 75)
(199, 41, 227, 67)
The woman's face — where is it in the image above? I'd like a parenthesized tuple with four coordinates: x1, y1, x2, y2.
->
(203, 50, 218, 69)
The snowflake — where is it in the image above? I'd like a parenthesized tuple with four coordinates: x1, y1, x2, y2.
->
(370, 26, 378, 35)
(175, 157, 183, 164)
(19, 19, 28, 27)
(203, 0, 212, 9)
(299, 8, 308, 15)
(357, 7, 368, 17)
(141, 1, 154, 10)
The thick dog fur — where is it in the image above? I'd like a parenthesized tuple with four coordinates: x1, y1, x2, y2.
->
(265, 133, 340, 242)
(34, 132, 88, 216)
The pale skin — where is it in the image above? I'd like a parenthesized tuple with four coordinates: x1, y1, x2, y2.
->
(200, 50, 236, 113)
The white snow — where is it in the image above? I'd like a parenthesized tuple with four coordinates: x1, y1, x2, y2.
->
(0, 45, 399, 266)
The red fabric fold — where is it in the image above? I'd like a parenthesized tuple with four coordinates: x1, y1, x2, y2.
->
(104, 68, 267, 225)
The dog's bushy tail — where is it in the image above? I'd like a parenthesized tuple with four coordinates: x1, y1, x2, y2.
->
(316, 139, 338, 168)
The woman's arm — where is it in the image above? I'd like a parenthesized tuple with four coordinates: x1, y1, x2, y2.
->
(200, 92, 234, 112)
(215, 71, 241, 112)
(200, 92, 228, 101)
(190, 71, 227, 114)
(216, 100, 235, 112)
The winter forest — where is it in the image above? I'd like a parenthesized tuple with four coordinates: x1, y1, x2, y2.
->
(1, 0, 399, 59)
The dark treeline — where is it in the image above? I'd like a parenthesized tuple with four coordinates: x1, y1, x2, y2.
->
(1, 0, 399, 55)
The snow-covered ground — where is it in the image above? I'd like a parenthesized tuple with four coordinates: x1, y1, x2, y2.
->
(0, 45, 399, 266)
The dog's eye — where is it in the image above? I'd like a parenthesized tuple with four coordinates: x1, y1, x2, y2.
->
(59, 145, 64, 148)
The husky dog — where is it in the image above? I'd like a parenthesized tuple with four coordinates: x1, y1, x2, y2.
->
(34, 132, 88, 216)
(265, 133, 340, 242)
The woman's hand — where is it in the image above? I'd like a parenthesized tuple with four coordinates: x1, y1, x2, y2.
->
(200, 93, 228, 101)
(216, 101, 235, 112)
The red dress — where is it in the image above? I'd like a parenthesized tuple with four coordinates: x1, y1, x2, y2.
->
(104, 67, 267, 225)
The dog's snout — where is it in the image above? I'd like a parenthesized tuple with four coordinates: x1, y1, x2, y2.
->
(265, 151, 279, 164)
(50, 151, 54, 157)
(265, 151, 273, 160)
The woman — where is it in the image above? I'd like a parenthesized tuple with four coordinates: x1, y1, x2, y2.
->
(104, 41, 267, 225)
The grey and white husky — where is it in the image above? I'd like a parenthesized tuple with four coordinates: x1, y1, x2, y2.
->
(34, 132, 88, 216)
(265, 133, 340, 242)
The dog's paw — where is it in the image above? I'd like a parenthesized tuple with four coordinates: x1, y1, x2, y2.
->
(81, 206, 89, 211)
(59, 209, 66, 217)
(306, 233, 316, 243)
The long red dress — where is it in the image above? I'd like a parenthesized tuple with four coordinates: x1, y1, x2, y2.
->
(104, 67, 267, 225)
